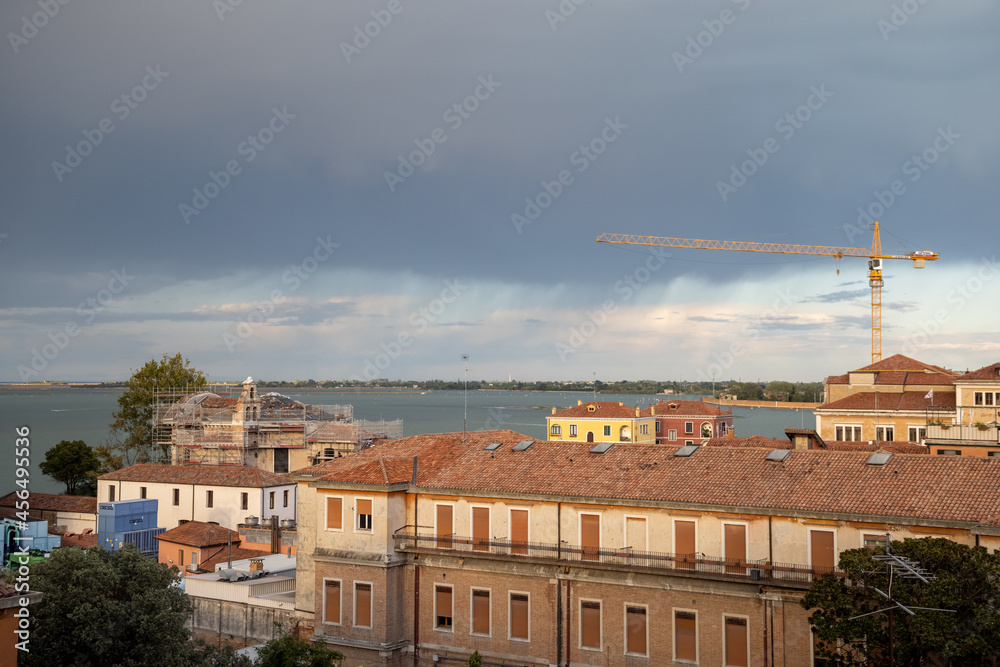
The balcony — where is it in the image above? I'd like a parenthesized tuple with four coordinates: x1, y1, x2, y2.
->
(393, 527, 839, 588)
(926, 423, 1000, 442)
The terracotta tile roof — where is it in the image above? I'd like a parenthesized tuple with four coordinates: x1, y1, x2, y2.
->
(61, 533, 99, 549)
(99, 464, 292, 488)
(0, 492, 97, 514)
(550, 401, 642, 419)
(641, 400, 729, 417)
(960, 362, 1000, 381)
(818, 391, 955, 412)
(702, 435, 785, 449)
(198, 545, 271, 572)
(0, 583, 17, 598)
(854, 354, 956, 376)
(824, 442, 928, 454)
(295, 430, 1000, 526)
(155, 521, 240, 548)
(825, 374, 849, 385)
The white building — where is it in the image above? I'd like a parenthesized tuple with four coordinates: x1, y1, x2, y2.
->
(97, 464, 295, 530)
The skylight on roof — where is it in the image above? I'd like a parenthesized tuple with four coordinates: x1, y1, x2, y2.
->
(512, 440, 534, 451)
(867, 452, 893, 466)
(674, 445, 698, 457)
(484, 442, 502, 452)
(766, 449, 791, 462)
(589, 442, 613, 454)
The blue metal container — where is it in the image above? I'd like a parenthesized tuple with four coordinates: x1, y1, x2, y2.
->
(98, 498, 159, 534)
(100, 527, 165, 557)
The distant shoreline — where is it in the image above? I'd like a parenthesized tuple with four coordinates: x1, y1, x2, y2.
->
(704, 398, 820, 410)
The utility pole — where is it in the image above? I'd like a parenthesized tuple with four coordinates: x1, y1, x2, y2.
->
(462, 354, 469, 443)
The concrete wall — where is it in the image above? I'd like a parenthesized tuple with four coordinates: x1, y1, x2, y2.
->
(189, 597, 299, 644)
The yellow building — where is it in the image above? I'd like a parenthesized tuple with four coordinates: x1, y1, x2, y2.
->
(546, 400, 656, 443)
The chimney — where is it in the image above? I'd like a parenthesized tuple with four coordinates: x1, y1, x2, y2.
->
(618, 402, 623, 407)
(551, 407, 556, 415)
(249, 558, 264, 572)
(651, 405, 656, 416)
(577, 400, 582, 406)
(635, 406, 640, 417)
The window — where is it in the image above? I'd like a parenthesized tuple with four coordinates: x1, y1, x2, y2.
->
(989, 452, 1000, 458)
(863, 533, 889, 549)
(810, 530, 836, 574)
(172, 488, 180, 506)
(655, 421, 661, 433)
(283, 490, 289, 508)
(179, 549, 183, 566)
(191, 552, 198, 567)
(701, 422, 712, 438)
(580, 600, 601, 650)
(510, 593, 529, 641)
(323, 580, 341, 624)
(668, 429, 677, 441)
(550, 424, 561, 436)
(625, 516, 647, 551)
(206, 490, 213, 508)
(472, 589, 490, 636)
(674, 610, 697, 661)
(471, 506, 489, 552)
(326, 497, 343, 530)
(510, 508, 529, 555)
(876, 426, 894, 441)
(435, 504, 453, 548)
(674, 519, 696, 570)
(435, 585, 453, 630)
(626, 605, 647, 655)
(580, 513, 600, 561)
(937, 449, 961, 456)
(139, 487, 147, 499)
(723, 523, 747, 574)
(269, 492, 275, 510)
(975, 391, 984, 405)
(569, 424, 578, 437)
(720, 422, 728, 436)
(685, 440, 694, 446)
(357, 499, 373, 531)
(639, 423, 648, 435)
(603, 425, 611, 437)
(908, 426, 926, 442)
(835, 425, 862, 441)
(724, 616, 749, 667)
(685, 421, 694, 434)
(241, 492, 248, 511)
(354, 583, 372, 627)
(108, 486, 115, 502)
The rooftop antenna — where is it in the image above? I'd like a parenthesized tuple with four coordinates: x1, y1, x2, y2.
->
(462, 354, 469, 442)
(847, 534, 954, 664)
(593, 371, 597, 401)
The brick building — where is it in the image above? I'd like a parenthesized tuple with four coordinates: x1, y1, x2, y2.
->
(641, 398, 735, 444)
(290, 429, 1000, 666)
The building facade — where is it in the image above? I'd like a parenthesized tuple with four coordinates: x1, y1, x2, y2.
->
(641, 399, 735, 444)
(546, 401, 656, 444)
(291, 430, 1000, 666)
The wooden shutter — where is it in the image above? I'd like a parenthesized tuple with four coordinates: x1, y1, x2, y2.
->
(355, 583, 371, 627)
(510, 594, 528, 639)
(675, 612, 696, 661)
(581, 514, 600, 561)
(435, 586, 452, 627)
(510, 509, 528, 555)
(472, 590, 490, 634)
(326, 497, 342, 530)
(724, 524, 746, 574)
(436, 505, 453, 548)
(675, 520, 696, 570)
(580, 600, 601, 649)
(357, 498, 372, 516)
(324, 580, 340, 624)
(725, 617, 748, 667)
(626, 606, 647, 655)
(811, 530, 835, 572)
(472, 507, 489, 552)
(626, 517, 646, 552)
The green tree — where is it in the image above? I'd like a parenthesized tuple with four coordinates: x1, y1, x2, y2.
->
(99, 353, 207, 470)
(39, 439, 99, 495)
(23, 545, 200, 667)
(764, 380, 795, 401)
(254, 631, 343, 667)
(726, 381, 763, 400)
(468, 650, 484, 667)
(803, 538, 1000, 665)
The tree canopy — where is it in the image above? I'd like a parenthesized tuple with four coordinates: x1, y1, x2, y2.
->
(253, 632, 343, 667)
(39, 439, 99, 495)
(803, 537, 1000, 665)
(99, 353, 206, 470)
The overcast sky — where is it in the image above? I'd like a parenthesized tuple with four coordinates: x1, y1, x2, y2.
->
(1, 1, 998, 383)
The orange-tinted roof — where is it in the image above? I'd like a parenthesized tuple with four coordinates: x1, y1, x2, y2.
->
(550, 401, 642, 419)
(0, 492, 96, 514)
(100, 464, 292, 488)
(198, 545, 272, 572)
(702, 435, 784, 448)
(960, 362, 1000, 381)
(641, 400, 729, 417)
(818, 391, 956, 412)
(294, 430, 1000, 526)
(853, 354, 956, 375)
(155, 521, 240, 548)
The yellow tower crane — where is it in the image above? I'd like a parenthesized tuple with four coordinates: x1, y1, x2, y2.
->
(596, 221, 938, 363)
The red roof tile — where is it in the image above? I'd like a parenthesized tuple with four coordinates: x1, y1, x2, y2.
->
(853, 354, 956, 375)
(818, 391, 955, 412)
(550, 401, 642, 419)
(155, 521, 240, 548)
(295, 430, 1000, 526)
(0, 492, 96, 514)
(99, 464, 292, 488)
(641, 400, 729, 417)
(825, 374, 849, 385)
(960, 362, 1000, 381)
(198, 545, 271, 572)
(702, 435, 785, 449)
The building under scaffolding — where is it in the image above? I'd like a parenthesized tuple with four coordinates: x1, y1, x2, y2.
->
(153, 377, 402, 473)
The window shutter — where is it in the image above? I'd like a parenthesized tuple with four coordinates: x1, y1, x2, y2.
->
(581, 601, 601, 649)
(580, 514, 600, 561)
(355, 583, 372, 627)
(725, 617, 748, 666)
(510, 509, 528, 555)
(626, 606, 647, 654)
(472, 507, 489, 552)
(326, 497, 342, 530)
(324, 581, 340, 624)
(472, 590, 490, 634)
(675, 612, 697, 661)
(510, 594, 528, 639)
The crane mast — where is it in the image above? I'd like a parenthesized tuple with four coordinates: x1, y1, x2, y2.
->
(596, 221, 938, 363)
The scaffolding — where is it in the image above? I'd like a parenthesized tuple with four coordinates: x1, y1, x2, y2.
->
(152, 384, 399, 468)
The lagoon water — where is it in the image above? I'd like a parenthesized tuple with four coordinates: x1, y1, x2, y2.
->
(0, 387, 815, 496)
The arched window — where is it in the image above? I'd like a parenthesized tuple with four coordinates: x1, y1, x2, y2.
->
(701, 422, 713, 438)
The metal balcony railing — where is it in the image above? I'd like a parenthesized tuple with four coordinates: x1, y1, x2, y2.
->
(926, 423, 999, 442)
(392, 527, 839, 585)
